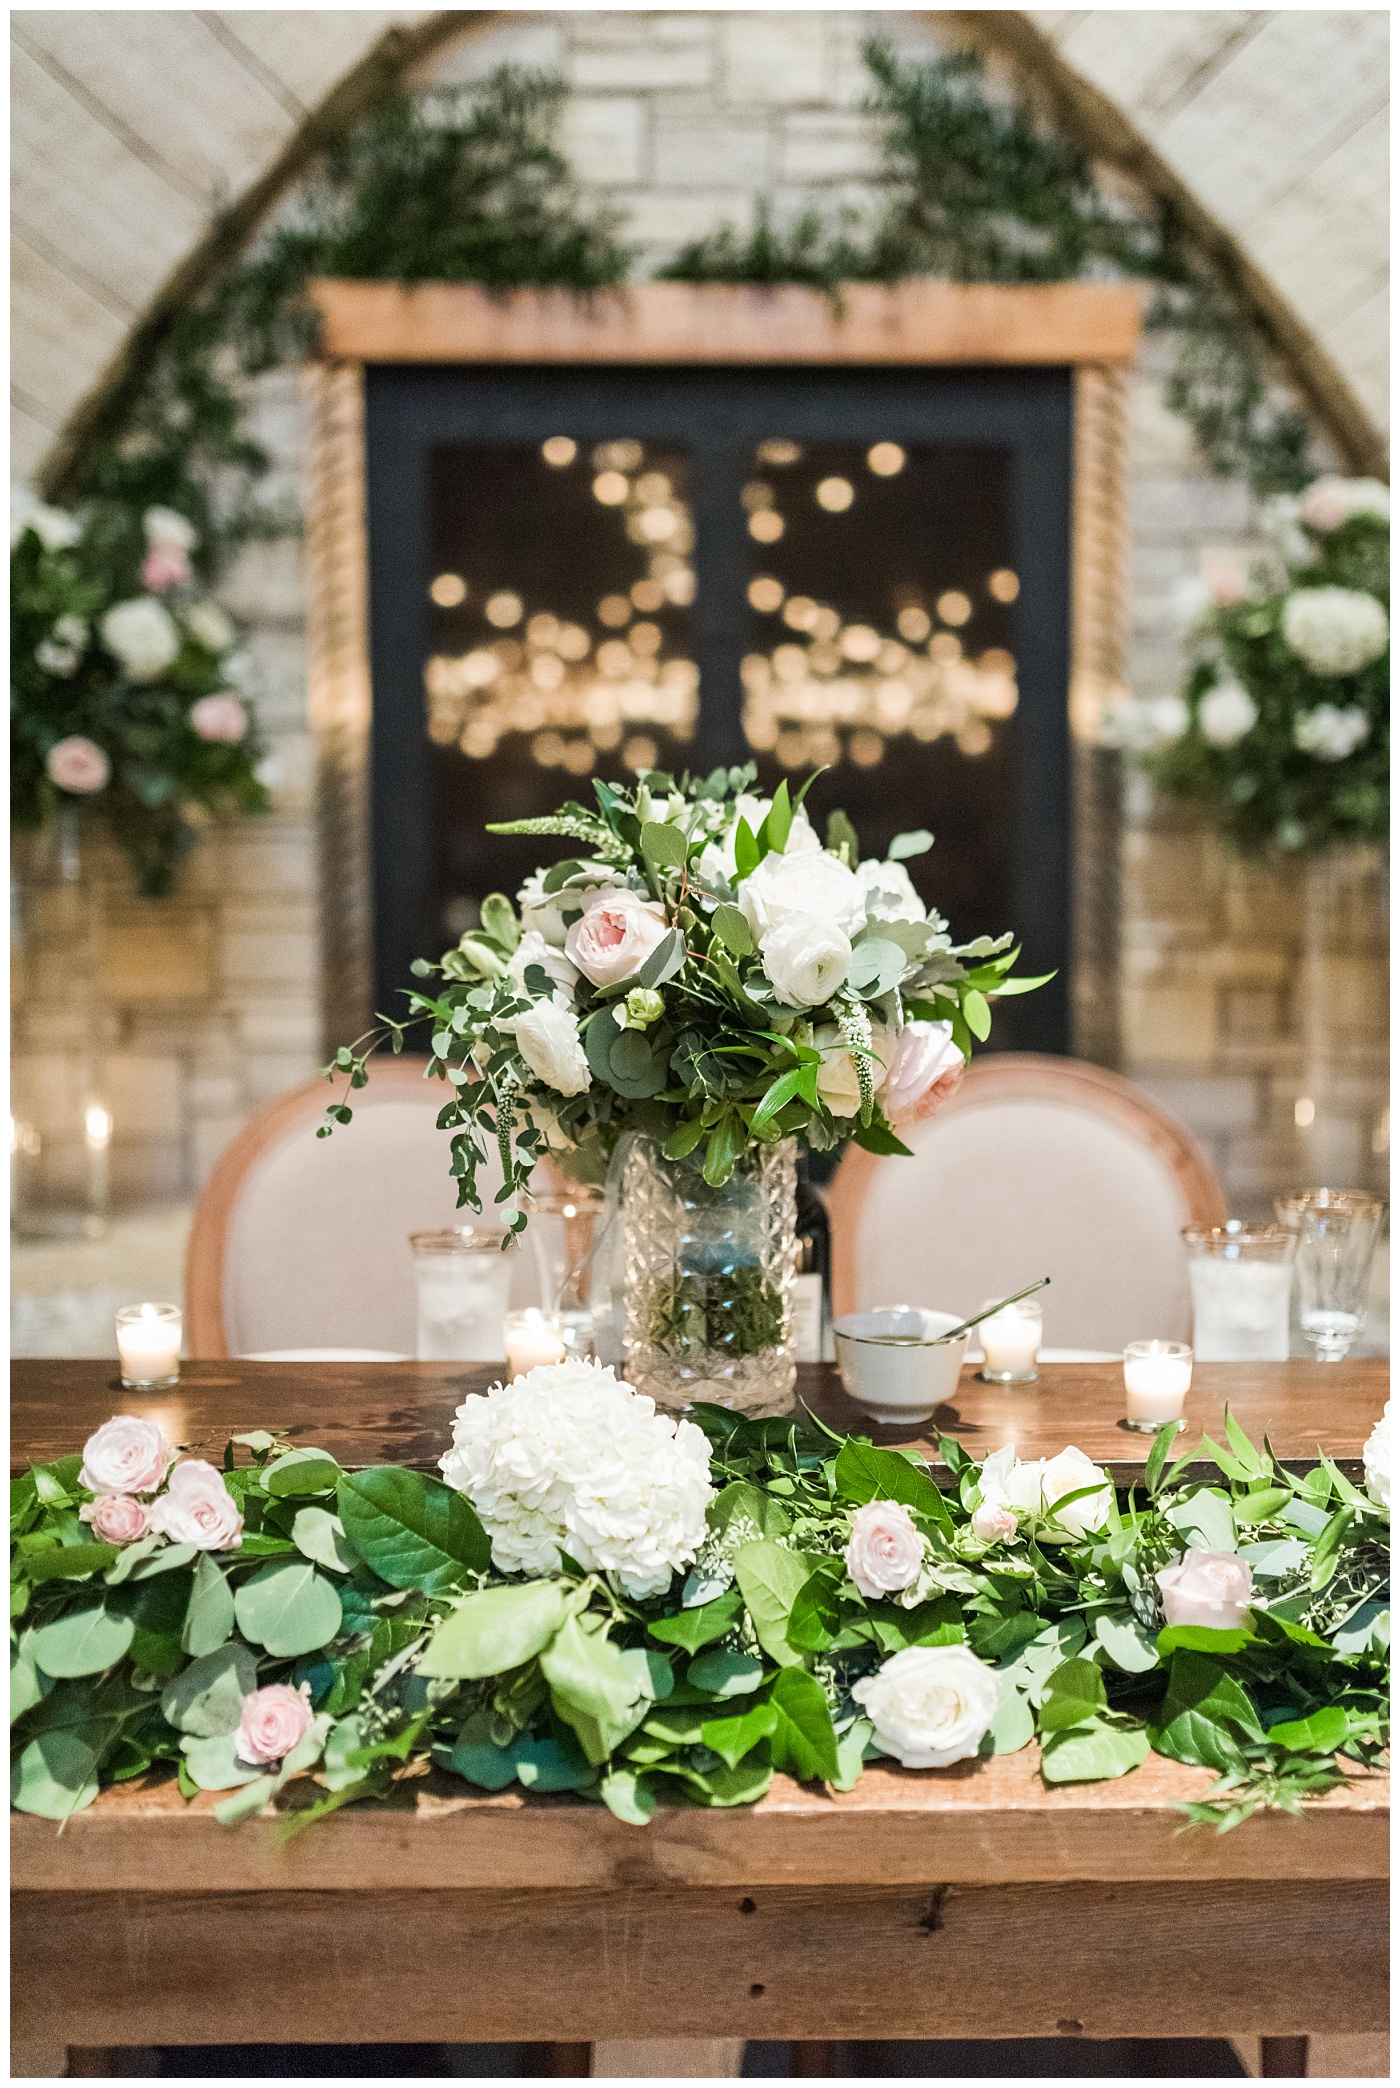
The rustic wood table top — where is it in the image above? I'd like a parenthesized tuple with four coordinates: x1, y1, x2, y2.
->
(11, 1354, 1387, 1481)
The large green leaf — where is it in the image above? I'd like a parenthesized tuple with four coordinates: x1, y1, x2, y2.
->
(11, 1730, 101, 1818)
(707, 1480, 790, 1544)
(540, 1611, 653, 1764)
(21, 1541, 120, 1583)
(182, 1551, 235, 1656)
(1036, 1657, 1107, 1734)
(1267, 1705, 1349, 1754)
(29, 1599, 134, 1679)
(647, 1588, 742, 1653)
(766, 1666, 840, 1782)
(833, 1440, 950, 1531)
(264, 1448, 342, 1498)
(291, 1505, 358, 1573)
(1040, 1718, 1149, 1785)
(160, 1642, 259, 1738)
(733, 1542, 814, 1667)
(700, 1697, 778, 1770)
(1149, 1652, 1263, 1773)
(986, 1679, 1035, 1755)
(1166, 1489, 1237, 1554)
(234, 1558, 343, 1657)
(687, 1648, 763, 1698)
(336, 1467, 490, 1593)
(1093, 1610, 1161, 1674)
(10, 1637, 50, 1722)
(110, 1567, 194, 1676)
(419, 1580, 567, 1681)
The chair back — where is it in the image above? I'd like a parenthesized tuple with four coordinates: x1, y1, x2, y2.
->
(827, 1054, 1227, 1351)
(185, 1059, 539, 1357)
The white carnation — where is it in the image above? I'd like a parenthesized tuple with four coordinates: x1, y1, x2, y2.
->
(761, 916, 852, 1008)
(506, 998, 591, 1096)
(509, 929, 578, 1001)
(1281, 588, 1388, 676)
(1293, 704, 1371, 762)
(858, 858, 926, 925)
(851, 1644, 1000, 1768)
(1363, 1403, 1389, 1511)
(100, 597, 181, 681)
(739, 846, 866, 944)
(439, 1360, 715, 1598)
(518, 865, 627, 947)
(1198, 677, 1258, 747)
(184, 601, 234, 653)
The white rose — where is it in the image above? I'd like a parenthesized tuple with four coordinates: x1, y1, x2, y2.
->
(1198, 677, 1259, 747)
(507, 999, 591, 1097)
(184, 601, 234, 652)
(518, 866, 627, 947)
(858, 858, 927, 925)
(100, 597, 181, 681)
(143, 505, 198, 552)
(1363, 1403, 1389, 1511)
(1156, 1548, 1254, 1631)
(1281, 588, 1388, 676)
(509, 929, 578, 1001)
(761, 916, 852, 1008)
(565, 888, 670, 988)
(879, 1020, 964, 1126)
(851, 1644, 1000, 1769)
(1302, 477, 1389, 531)
(994, 1444, 1112, 1542)
(1294, 704, 1371, 761)
(739, 847, 866, 945)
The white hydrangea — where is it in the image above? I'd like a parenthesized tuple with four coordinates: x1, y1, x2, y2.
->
(439, 1360, 714, 1598)
(1363, 1403, 1389, 1511)
(100, 597, 181, 681)
(1294, 705, 1371, 762)
(1198, 677, 1259, 747)
(1281, 588, 1389, 677)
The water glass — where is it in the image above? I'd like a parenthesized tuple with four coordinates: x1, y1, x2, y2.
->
(526, 1187, 606, 1361)
(1182, 1223, 1295, 1361)
(1274, 1190, 1384, 1362)
(410, 1227, 514, 1360)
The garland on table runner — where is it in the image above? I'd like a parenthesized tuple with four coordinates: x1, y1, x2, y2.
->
(11, 1365, 1389, 1833)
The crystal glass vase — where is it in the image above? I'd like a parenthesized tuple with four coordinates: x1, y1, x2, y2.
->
(620, 1135, 797, 1416)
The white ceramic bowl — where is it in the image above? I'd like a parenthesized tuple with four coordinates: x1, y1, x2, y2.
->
(833, 1307, 969, 1425)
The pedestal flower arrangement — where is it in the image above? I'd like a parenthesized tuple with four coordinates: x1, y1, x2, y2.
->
(330, 765, 1047, 1411)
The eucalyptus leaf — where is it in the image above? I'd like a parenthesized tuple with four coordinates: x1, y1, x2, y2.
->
(234, 1558, 343, 1658)
(1093, 1611, 1160, 1674)
(291, 1505, 358, 1573)
(10, 1639, 51, 1723)
(29, 1600, 134, 1679)
(160, 1642, 259, 1738)
(180, 1728, 263, 1793)
(1166, 1489, 1237, 1555)
(11, 1730, 101, 1818)
(182, 1550, 235, 1656)
(1040, 1718, 1149, 1785)
(599, 1765, 657, 1824)
(640, 820, 687, 872)
(986, 1679, 1035, 1755)
(711, 904, 754, 957)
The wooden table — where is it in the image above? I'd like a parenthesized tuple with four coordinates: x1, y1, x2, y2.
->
(11, 1360, 1389, 2069)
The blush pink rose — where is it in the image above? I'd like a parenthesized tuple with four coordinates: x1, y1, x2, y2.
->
(141, 544, 192, 591)
(845, 1499, 924, 1598)
(189, 693, 247, 743)
(79, 1414, 174, 1496)
(234, 1682, 313, 1766)
(45, 735, 110, 795)
(564, 887, 670, 988)
(79, 1493, 152, 1545)
(879, 1020, 966, 1126)
(1204, 560, 1248, 607)
(1156, 1548, 1254, 1631)
(148, 1459, 244, 1551)
(970, 1501, 1018, 1545)
(1301, 483, 1350, 533)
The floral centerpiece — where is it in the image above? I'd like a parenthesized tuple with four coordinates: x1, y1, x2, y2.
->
(11, 491, 268, 896)
(330, 765, 1046, 1411)
(10, 1377, 1389, 1830)
(1119, 476, 1389, 853)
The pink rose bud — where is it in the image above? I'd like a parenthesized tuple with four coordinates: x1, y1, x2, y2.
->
(879, 1020, 966, 1127)
(147, 1458, 244, 1551)
(1301, 483, 1349, 533)
(45, 735, 110, 795)
(1156, 1547, 1254, 1631)
(845, 1499, 925, 1599)
(79, 1414, 174, 1496)
(189, 693, 248, 743)
(234, 1682, 313, 1767)
(970, 1501, 1018, 1544)
(1204, 561, 1247, 607)
(79, 1493, 152, 1545)
(564, 887, 670, 988)
(141, 544, 192, 591)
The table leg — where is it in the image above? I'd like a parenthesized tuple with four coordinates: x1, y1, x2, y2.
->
(1260, 2037, 1310, 2077)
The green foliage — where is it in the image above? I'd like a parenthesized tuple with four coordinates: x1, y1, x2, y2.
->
(648, 1264, 787, 1361)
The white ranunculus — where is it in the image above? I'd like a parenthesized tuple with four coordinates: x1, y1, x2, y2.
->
(509, 929, 578, 1002)
(858, 858, 927, 925)
(739, 846, 866, 945)
(184, 600, 234, 653)
(1198, 677, 1259, 747)
(1293, 704, 1371, 762)
(517, 866, 627, 947)
(100, 597, 181, 681)
(987, 1444, 1112, 1543)
(506, 998, 591, 1097)
(851, 1644, 1001, 1769)
(761, 916, 852, 1008)
(439, 1359, 714, 1598)
(696, 796, 819, 893)
(1363, 1402, 1389, 1511)
(1301, 477, 1390, 532)
(1281, 588, 1389, 676)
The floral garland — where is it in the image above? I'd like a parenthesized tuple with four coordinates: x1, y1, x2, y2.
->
(11, 1366, 1389, 1831)
(1109, 477, 1389, 853)
(11, 494, 268, 897)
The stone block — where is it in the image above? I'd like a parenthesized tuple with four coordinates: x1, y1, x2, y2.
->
(613, 188, 755, 249)
(720, 13, 830, 105)
(561, 94, 646, 185)
(236, 1004, 324, 1055)
(651, 105, 772, 188)
(1122, 983, 1218, 1067)
(215, 834, 317, 899)
(569, 16, 713, 93)
(777, 110, 881, 181)
(101, 911, 215, 1003)
(413, 17, 567, 87)
(221, 928, 319, 986)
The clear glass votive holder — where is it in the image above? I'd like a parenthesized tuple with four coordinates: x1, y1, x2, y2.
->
(116, 1302, 182, 1389)
(1122, 1339, 1192, 1432)
(410, 1226, 514, 1361)
(1182, 1222, 1295, 1361)
(978, 1297, 1042, 1384)
(503, 1307, 567, 1378)
(1274, 1189, 1385, 1363)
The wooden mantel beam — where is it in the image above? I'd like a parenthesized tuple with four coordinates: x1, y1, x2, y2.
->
(310, 278, 1143, 366)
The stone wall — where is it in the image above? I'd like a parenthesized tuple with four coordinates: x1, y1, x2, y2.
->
(10, 10, 1387, 1223)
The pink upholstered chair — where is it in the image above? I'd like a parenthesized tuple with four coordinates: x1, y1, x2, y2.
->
(826, 1054, 1228, 1353)
(185, 1059, 541, 1358)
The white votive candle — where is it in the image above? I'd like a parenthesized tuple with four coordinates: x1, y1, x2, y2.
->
(116, 1302, 182, 1389)
(979, 1300, 1042, 1383)
(504, 1308, 567, 1378)
(1123, 1340, 1192, 1432)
